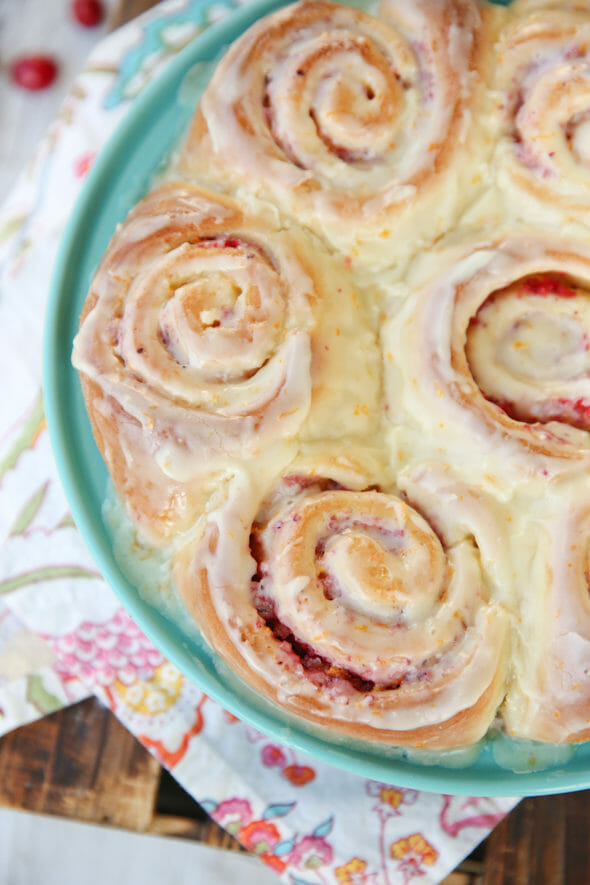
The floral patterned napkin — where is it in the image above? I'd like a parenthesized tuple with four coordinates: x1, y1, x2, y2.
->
(0, 1, 518, 882)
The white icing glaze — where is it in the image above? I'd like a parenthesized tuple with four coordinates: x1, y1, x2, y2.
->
(382, 234, 590, 486)
(177, 0, 490, 271)
(491, 4, 590, 227)
(467, 276, 590, 426)
(73, 184, 380, 489)
(502, 477, 590, 741)
(172, 461, 509, 739)
(73, 0, 590, 748)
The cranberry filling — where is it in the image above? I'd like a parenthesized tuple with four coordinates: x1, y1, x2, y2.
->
(309, 107, 372, 164)
(553, 397, 590, 429)
(473, 273, 579, 317)
(467, 272, 590, 429)
(201, 236, 244, 249)
(520, 273, 578, 298)
(250, 530, 376, 692)
(266, 605, 376, 693)
(282, 474, 344, 492)
(316, 568, 340, 601)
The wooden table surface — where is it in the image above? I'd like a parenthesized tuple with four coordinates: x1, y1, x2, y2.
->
(2, 2, 589, 882)
(1, 697, 589, 885)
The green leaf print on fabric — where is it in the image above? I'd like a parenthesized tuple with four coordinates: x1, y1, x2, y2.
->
(0, 391, 45, 482)
(9, 482, 49, 536)
(26, 674, 64, 715)
(0, 214, 28, 245)
(0, 565, 100, 595)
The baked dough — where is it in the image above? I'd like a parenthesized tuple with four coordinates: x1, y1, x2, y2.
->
(73, 0, 590, 747)
(72, 182, 379, 543)
(178, 0, 491, 272)
(174, 462, 510, 748)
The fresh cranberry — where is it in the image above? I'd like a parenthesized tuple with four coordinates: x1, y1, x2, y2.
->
(72, 0, 104, 27)
(10, 55, 58, 91)
(522, 272, 577, 298)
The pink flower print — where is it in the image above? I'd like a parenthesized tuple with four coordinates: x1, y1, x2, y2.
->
(237, 819, 288, 873)
(282, 764, 315, 786)
(259, 743, 316, 785)
(239, 819, 282, 854)
(366, 781, 419, 821)
(74, 151, 96, 178)
(335, 857, 379, 885)
(211, 798, 254, 835)
(440, 795, 508, 837)
(390, 833, 438, 884)
(42, 608, 164, 689)
(287, 835, 333, 871)
(95, 631, 118, 651)
(261, 743, 287, 767)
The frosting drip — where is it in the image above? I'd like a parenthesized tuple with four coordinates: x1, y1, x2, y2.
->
(494, 6, 590, 222)
(173, 466, 510, 745)
(179, 0, 487, 268)
(120, 239, 287, 392)
(467, 272, 590, 429)
(74, 0, 590, 749)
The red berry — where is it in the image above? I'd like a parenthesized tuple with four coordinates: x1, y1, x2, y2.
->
(72, 0, 104, 27)
(10, 55, 58, 91)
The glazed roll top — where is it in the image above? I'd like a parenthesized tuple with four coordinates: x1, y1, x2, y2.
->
(73, 182, 378, 542)
(503, 480, 590, 742)
(174, 464, 510, 748)
(385, 235, 590, 482)
(71, 0, 590, 750)
(493, 1, 590, 226)
(467, 271, 590, 430)
(179, 0, 490, 268)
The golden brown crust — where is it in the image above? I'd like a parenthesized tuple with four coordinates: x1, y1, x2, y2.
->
(493, 4, 590, 223)
(178, 0, 492, 267)
(73, 0, 590, 750)
(389, 235, 590, 482)
(174, 473, 510, 748)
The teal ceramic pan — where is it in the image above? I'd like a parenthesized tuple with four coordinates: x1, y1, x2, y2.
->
(44, 0, 590, 796)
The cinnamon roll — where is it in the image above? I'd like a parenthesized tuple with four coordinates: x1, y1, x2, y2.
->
(73, 183, 365, 542)
(178, 0, 490, 270)
(386, 235, 590, 479)
(503, 480, 590, 742)
(493, 1, 590, 228)
(69, 0, 590, 754)
(173, 463, 510, 748)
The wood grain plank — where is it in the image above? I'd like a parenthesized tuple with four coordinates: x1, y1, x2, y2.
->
(441, 874, 476, 885)
(441, 853, 484, 885)
(154, 767, 245, 851)
(107, 0, 161, 30)
(564, 789, 590, 884)
(0, 699, 161, 831)
(482, 800, 534, 885)
(150, 813, 248, 851)
(0, 697, 246, 850)
(481, 794, 571, 885)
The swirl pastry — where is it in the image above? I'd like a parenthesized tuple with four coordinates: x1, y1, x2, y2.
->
(70, 0, 590, 753)
(178, 0, 488, 269)
(493, 1, 590, 227)
(73, 182, 371, 543)
(386, 235, 590, 479)
(503, 482, 590, 742)
(174, 464, 510, 748)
